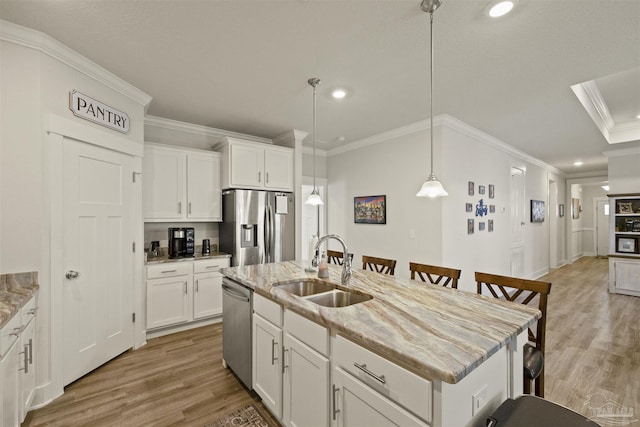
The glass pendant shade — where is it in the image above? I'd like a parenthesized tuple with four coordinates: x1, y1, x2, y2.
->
(305, 188, 324, 205)
(416, 173, 448, 198)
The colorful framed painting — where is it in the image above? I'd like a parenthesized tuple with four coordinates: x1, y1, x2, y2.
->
(354, 195, 386, 224)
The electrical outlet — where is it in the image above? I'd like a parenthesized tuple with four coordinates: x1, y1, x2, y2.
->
(472, 385, 488, 416)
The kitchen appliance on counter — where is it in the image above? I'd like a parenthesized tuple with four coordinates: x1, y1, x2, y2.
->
(202, 239, 211, 255)
(220, 189, 295, 267)
(222, 277, 253, 389)
(168, 227, 194, 258)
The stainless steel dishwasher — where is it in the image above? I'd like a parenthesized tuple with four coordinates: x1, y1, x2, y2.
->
(222, 277, 253, 389)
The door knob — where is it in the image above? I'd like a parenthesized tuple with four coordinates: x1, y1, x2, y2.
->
(65, 270, 80, 279)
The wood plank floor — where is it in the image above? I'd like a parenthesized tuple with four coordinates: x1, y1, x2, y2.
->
(23, 257, 639, 426)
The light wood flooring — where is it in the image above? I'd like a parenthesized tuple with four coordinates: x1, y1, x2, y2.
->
(23, 257, 639, 426)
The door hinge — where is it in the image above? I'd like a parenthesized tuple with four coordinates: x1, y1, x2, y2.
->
(132, 172, 141, 182)
(133, 242, 136, 253)
(132, 313, 136, 323)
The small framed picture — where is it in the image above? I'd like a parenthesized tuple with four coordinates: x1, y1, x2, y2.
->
(354, 195, 386, 224)
(488, 184, 495, 199)
(530, 200, 545, 223)
(468, 181, 475, 196)
(559, 204, 565, 217)
(489, 205, 496, 214)
(465, 203, 473, 213)
(618, 202, 633, 214)
(467, 219, 474, 235)
(488, 219, 494, 232)
(479, 185, 485, 195)
(479, 221, 486, 231)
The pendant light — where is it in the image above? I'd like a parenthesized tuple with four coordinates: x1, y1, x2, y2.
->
(306, 77, 324, 205)
(417, 0, 448, 198)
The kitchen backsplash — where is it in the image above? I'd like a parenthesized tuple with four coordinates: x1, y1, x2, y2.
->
(144, 222, 220, 251)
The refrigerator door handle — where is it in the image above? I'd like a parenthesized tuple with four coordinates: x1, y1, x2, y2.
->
(264, 205, 270, 263)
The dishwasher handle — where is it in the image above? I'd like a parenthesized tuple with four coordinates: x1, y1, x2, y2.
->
(222, 284, 250, 302)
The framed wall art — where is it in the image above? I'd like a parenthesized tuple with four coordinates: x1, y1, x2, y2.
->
(468, 181, 474, 196)
(488, 184, 495, 199)
(354, 195, 386, 224)
(530, 200, 545, 223)
(559, 204, 565, 217)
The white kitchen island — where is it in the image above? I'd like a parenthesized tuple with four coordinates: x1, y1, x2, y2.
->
(221, 261, 540, 427)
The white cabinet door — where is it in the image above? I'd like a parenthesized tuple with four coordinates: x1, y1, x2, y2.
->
(253, 314, 283, 420)
(283, 333, 329, 427)
(143, 145, 184, 220)
(146, 276, 191, 329)
(19, 317, 35, 423)
(1, 334, 19, 427)
(332, 368, 428, 427)
(187, 153, 221, 220)
(193, 273, 223, 319)
(264, 148, 293, 191)
(230, 143, 263, 189)
(612, 258, 640, 294)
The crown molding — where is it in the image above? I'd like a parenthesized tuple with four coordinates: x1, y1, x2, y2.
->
(571, 79, 640, 145)
(0, 19, 152, 109)
(144, 115, 272, 144)
(328, 113, 563, 176)
(603, 146, 640, 157)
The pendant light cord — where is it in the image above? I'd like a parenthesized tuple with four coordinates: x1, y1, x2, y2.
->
(313, 82, 317, 191)
(429, 11, 435, 176)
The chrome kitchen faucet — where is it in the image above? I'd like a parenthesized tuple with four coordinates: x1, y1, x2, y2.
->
(314, 234, 352, 286)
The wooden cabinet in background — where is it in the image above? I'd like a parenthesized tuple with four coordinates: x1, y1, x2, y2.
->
(143, 143, 222, 222)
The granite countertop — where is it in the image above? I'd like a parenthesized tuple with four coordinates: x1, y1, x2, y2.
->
(220, 260, 541, 385)
(0, 272, 40, 329)
(146, 251, 231, 265)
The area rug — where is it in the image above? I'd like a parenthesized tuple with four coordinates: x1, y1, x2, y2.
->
(204, 404, 276, 427)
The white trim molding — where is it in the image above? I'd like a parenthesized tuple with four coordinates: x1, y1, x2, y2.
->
(0, 19, 152, 109)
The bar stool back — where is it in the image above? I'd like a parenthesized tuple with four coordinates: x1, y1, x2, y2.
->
(409, 262, 461, 289)
(362, 255, 397, 275)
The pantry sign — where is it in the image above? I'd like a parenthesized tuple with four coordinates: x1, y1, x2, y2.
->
(69, 90, 130, 134)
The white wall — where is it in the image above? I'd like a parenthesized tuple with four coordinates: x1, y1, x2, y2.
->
(607, 151, 640, 194)
(326, 115, 566, 290)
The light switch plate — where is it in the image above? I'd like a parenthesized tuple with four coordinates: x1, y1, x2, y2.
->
(472, 384, 488, 416)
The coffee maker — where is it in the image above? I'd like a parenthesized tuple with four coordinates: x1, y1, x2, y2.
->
(168, 227, 195, 258)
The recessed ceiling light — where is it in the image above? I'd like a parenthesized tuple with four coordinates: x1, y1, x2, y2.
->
(485, 0, 517, 18)
(636, 114, 640, 119)
(574, 161, 584, 166)
(332, 89, 347, 99)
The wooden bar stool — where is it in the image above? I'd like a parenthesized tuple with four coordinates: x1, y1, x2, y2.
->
(362, 255, 397, 275)
(409, 262, 461, 289)
(475, 272, 552, 398)
(327, 249, 353, 266)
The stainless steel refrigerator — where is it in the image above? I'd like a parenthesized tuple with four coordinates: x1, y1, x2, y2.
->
(220, 189, 295, 266)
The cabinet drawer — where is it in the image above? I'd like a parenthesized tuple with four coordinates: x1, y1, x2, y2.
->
(284, 310, 329, 356)
(333, 335, 432, 423)
(147, 262, 191, 279)
(194, 257, 230, 274)
(21, 296, 37, 326)
(1, 313, 21, 358)
(254, 293, 282, 327)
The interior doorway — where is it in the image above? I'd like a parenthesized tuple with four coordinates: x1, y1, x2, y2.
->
(510, 166, 526, 276)
(595, 197, 610, 257)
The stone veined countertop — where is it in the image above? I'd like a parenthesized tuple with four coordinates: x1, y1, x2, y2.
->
(145, 251, 231, 265)
(0, 272, 39, 329)
(220, 260, 540, 384)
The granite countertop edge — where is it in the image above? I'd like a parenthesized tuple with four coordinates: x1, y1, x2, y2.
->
(0, 272, 40, 329)
(221, 260, 541, 385)
(145, 251, 231, 265)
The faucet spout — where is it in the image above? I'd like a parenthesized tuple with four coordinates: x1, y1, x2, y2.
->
(314, 234, 352, 286)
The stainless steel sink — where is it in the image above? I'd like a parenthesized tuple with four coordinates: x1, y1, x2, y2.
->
(305, 290, 372, 308)
(273, 279, 336, 297)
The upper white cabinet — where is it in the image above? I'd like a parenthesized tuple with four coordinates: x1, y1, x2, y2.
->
(143, 143, 222, 222)
(219, 137, 294, 191)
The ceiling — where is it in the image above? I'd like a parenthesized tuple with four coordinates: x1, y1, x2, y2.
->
(2, 0, 639, 175)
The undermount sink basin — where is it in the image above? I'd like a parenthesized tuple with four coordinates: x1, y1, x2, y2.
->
(273, 279, 336, 297)
(305, 290, 373, 308)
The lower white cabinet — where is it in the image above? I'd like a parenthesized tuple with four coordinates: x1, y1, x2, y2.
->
(146, 257, 229, 332)
(253, 312, 283, 419)
(332, 367, 428, 427)
(609, 256, 640, 296)
(1, 294, 38, 427)
(283, 332, 329, 427)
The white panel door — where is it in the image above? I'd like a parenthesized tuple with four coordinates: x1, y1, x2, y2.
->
(596, 199, 610, 256)
(187, 153, 221, 220)
(62, 138, 134, 386)
(510, 167, 526, 276)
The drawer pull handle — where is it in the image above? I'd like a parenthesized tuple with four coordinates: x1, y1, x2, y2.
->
(354, 362, 386, 384)
(161, 269, 177, 274)
(206, 265, 220, 269)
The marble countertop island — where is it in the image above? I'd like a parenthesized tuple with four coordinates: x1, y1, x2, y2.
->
(221, 260, 540, 384)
